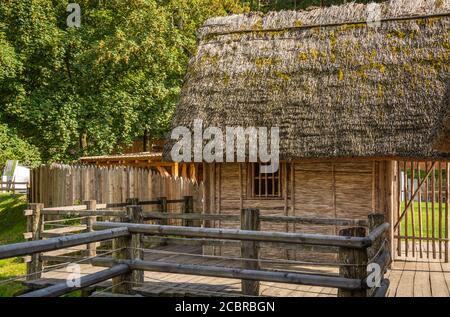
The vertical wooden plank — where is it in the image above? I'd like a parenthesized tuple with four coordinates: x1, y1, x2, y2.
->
(439, 161, 443, 259)
(426, 161, 430, 258)
(404, 161, 408, 258)
(386, 161, 395, 263)
(240, 208, 260, 296)
(432, 163, 436, 259)
(417, 162, 423, 258)
(332, 163, 337, 235)
(283, 163, 290, 259)
(217, 164, 222, 255)
(410, 162, 415, 257)
(446, 162, 449, 263)
(397, 161, 402, 257)
(239, 163, 243, 210)
(371, 161, 376, 212)
(431, 164, 436, 259)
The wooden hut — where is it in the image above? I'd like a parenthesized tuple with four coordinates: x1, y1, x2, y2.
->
(163, 0, 450, 259)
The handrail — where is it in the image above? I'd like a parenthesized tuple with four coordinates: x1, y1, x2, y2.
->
(20, 264, 130, 297)
(93, 222, 372, 248)
(93, 258, 363, 291)
(0, 228, 129, 260)
(142, 212, 367, 226)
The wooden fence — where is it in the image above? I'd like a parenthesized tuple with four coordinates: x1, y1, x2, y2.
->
(29, 164, 203, 210)
(0, 202, 390, 297)
(394, 161, 450, 262)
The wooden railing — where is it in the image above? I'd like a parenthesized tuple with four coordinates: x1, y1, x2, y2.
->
(2, 202, 391, 297)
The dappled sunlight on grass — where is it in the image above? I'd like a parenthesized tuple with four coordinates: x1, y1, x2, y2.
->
(0, 194, 28, 296)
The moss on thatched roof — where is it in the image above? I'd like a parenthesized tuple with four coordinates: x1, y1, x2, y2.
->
(164, 0, 450, 161)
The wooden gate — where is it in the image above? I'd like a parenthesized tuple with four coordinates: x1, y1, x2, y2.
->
(394, 161, 449, 262)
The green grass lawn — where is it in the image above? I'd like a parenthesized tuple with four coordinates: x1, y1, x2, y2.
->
(399, 201, 448, 238)
(0, 194, 28, 297)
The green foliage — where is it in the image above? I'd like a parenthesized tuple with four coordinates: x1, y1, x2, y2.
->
(0, 0, 384, 164)
(0, 194, 27, 297)
(0, 0, 246, 163)
(0, 123, 41, 169)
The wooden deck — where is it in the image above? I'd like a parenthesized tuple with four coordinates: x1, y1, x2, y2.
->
(386, 259, 450, 297)
(26, 245, 450, 297)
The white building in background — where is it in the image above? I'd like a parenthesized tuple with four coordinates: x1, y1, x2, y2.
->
(1, 160, 30, 193)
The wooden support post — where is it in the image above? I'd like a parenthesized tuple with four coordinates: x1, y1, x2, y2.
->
(367, 214, 386, 260)
(367, 214, 387, 297)
(84, 200, 97, 257)
(129, 204, 144, 287)
(338, 227, 367, 297)
(112, 234, 132, 294)
(112, 198, 139, 294)
(240, 208, 260, 296)
(26, 203, 44, 281)
(183, 196, 194, 227)
(158, 197, 168, 226)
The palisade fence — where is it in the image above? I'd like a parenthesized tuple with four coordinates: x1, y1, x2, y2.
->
(29, 164, 203, 211)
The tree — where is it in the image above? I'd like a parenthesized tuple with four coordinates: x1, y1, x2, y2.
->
(0, 123, 41, 170)
(0, 0, 247, 163)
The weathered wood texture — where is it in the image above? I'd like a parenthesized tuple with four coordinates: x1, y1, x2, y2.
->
(205, 161, 391, 261)
(240, 208, 260, 296)
(93, 222, 371, 248)
(338, 227, 367, 297)
(29, 165, 203, 214)
(20, 264, 130, 297)
(0, 228, 129, 260)
(25, 203, 44, 280)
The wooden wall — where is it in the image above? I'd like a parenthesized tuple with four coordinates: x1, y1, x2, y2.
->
(204, 160, 396, 260)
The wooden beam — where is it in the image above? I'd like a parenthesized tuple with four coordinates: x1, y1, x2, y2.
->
(113, 259, 363, 291)
(20, 265, 130, 297)
(0, 228, 129, 260)
(93, 222, 373, 248)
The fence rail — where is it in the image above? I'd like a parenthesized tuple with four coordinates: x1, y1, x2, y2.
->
(2, 198, 392, 297)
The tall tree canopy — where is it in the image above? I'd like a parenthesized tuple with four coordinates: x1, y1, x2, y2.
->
(0, 0, 246, 164)
(0, 0, 380, 165)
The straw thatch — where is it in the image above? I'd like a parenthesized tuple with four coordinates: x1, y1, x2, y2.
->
(164, 0, 450, 161)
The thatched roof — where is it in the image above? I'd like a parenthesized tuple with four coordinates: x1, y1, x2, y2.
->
(164, 0, 450, 161)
